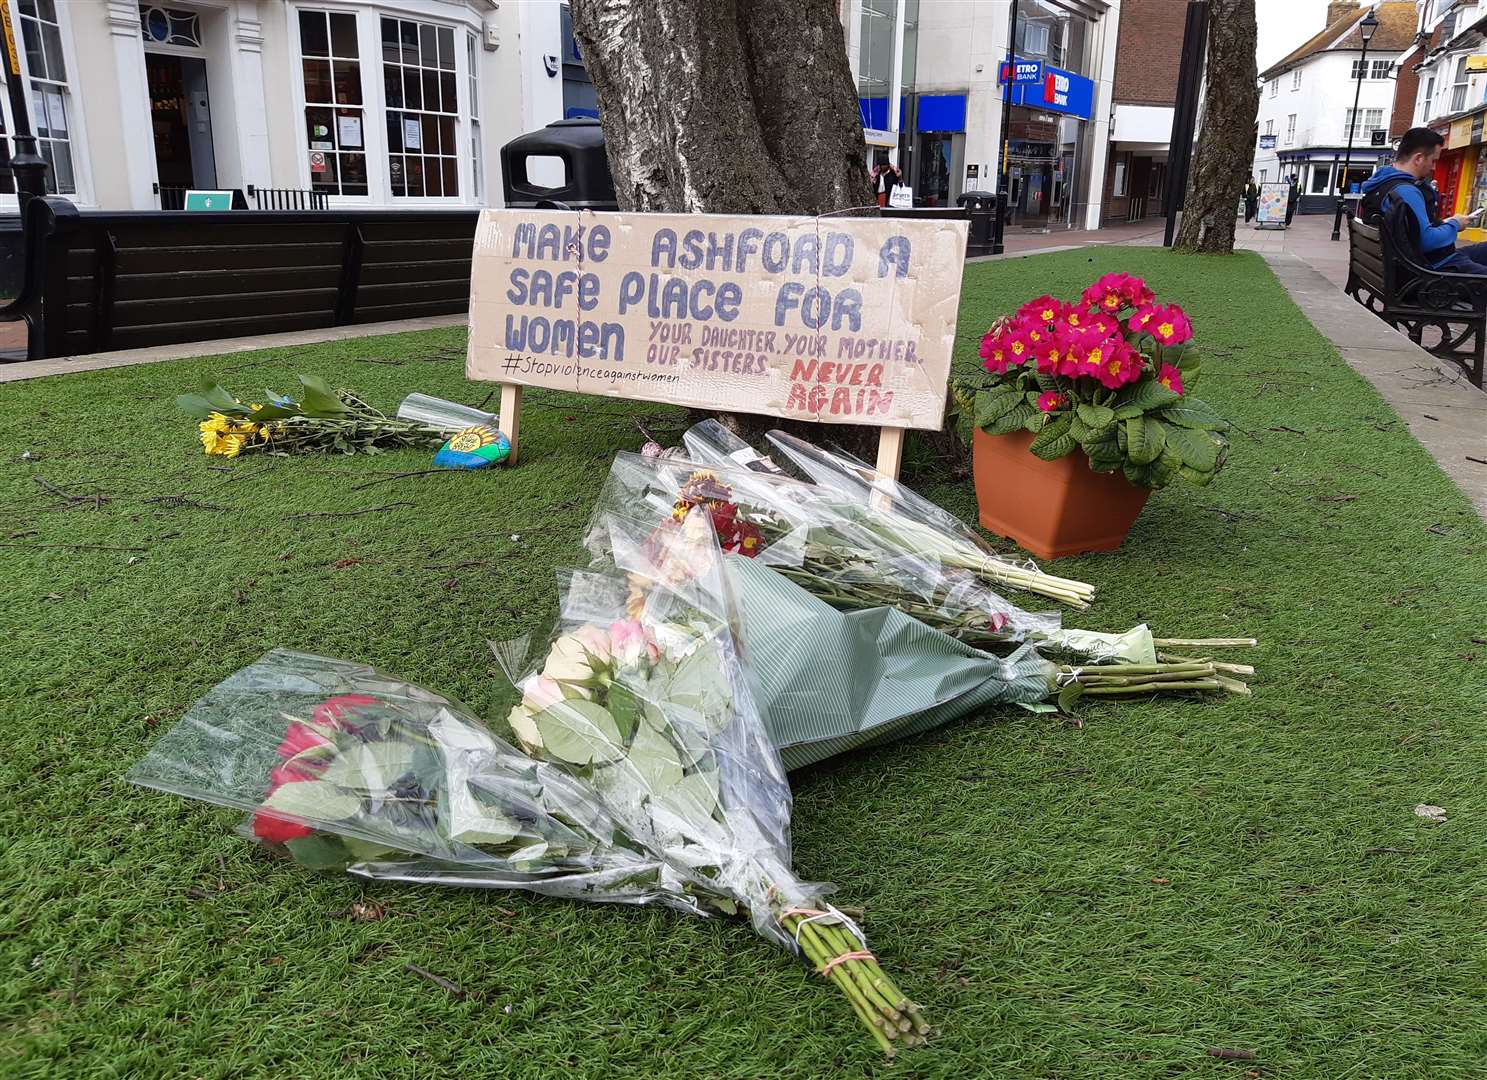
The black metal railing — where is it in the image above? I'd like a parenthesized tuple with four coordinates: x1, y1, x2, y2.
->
(250, 186, 329, 210)
(153, 184, 328, 211)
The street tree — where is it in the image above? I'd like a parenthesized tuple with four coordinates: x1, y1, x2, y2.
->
(567, 0, 874, 215)
(1175, 0, 1260, 254)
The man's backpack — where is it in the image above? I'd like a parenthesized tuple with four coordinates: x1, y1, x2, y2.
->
(1360, 174, 1434, 266)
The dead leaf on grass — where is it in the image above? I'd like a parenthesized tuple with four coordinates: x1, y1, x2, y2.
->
(1414, 804, 1447, 824)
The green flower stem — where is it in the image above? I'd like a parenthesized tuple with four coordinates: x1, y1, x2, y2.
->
(1080, 679, 1226, 695)
(1153, 637, 1258, 648)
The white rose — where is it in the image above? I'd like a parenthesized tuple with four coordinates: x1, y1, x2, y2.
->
(542, 634, 597, 684)
(506, 703, 543, 752)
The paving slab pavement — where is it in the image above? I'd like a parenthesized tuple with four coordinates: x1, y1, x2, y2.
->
(0, 314, 467, 384)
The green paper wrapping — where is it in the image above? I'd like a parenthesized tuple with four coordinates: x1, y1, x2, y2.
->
(726, 556, 1055, 770)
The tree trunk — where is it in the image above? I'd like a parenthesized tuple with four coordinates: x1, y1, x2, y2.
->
(1174, 0, 1259, 254)
(567, 0, 873, 215)
(569, 0, 937, 463)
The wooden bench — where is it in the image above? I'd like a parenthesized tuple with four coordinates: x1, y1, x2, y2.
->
(1346, 216, 1486, 387)
(0, 196, 478, 361)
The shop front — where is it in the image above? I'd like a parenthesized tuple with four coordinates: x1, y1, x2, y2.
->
(998, 60, 1095, 229)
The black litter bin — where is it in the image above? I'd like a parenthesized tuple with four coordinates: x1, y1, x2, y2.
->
(500, 118, 618, 211)
(958, 190, 998, 254)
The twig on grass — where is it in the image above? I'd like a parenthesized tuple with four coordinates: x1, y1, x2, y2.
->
(0, 541, 147, 553)
(284, 502, 414, 521)
(349, 469, 463, 492)
(34, 476, 110, 510)
(405, 963, 468, 998)
(1206, 1047, 1257, 1061)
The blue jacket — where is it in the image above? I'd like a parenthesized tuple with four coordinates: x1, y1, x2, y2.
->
(1362, 166, 1459, 267)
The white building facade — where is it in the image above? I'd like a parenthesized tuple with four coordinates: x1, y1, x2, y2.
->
(1252, 2, 1412, 214)
(0, 0, 570, 211)
(842, 0, 1120, 231)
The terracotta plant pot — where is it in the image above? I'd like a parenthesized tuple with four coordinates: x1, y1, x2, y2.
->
(971, 428, 1151, 560)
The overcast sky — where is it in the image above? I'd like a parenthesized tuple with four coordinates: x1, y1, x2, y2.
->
(1256, 0, 1344, 71)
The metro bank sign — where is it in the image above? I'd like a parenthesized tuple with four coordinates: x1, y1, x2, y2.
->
(1001, 58, 1095, 121)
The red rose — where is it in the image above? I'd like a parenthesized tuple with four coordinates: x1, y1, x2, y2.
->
(252, 810, 314, 844)
(276, 721, 332, 761)
(312, 693, 380, 727)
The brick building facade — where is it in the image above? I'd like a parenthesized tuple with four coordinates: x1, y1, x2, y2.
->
(1100, 0, 1187, 223)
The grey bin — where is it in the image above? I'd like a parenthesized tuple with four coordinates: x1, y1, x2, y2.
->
(500, 118, 618, 211)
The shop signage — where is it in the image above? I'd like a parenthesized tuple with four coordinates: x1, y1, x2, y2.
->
(1370, 130, 1386, 146)
(1473, 114, 1484, 144)
(998, 58, 1042, 84)
(308, 150, 327, 174)
(1259, 134, 1277, 149)
(467, 210, 968, 478)
(1256, 183, 1288, 227)
(183, 190, 232, 212)
(1449, 117, 1473, 150)
(1005, 63, 1094, 121)
(1466, 54, 1487, 72)
(863, 126, 897, 147)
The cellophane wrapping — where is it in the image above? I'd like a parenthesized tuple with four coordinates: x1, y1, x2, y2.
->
(588, 450, 1060, 650)
(128, 512, 840, 955)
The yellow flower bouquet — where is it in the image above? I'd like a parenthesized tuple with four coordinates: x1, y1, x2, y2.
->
(178, 376, 446, 457)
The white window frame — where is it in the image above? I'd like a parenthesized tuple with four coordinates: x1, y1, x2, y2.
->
(1371, 59, 1391, 80)
(1269, 78, 1278, 98)
(1343, 108, 1384, 142)
(1452, 55, 1470, 112)
(287, 1, 480, 207)
(1264, 119, 1274, 136)
(1286, 113, 1296, 144)
(1291, 68, 1301, 90)
(292, 7, 372, 199)
(1423, 75, 1436, 121)
(0, 0, 91, 206)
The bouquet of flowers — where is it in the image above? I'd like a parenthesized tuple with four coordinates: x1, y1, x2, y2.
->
(131, 511, 928, 1055)
(958, 273, 1231, 489)
(177, 375, 446, 457)
(581, 449, 1254, 770)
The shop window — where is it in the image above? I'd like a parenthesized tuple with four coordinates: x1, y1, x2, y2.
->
(1112, 154, 1127, 197)
(18, 0, 76, 194)
(1311, 165, 1331, 194)
(381, 16, 459, 198)
(297, 10, 368, 196)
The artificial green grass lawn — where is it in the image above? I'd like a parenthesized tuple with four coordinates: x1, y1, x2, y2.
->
(2, 246, 1485, 1079)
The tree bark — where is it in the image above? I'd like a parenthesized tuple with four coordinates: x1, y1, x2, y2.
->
(569, 0, 917, 461)
(1174, 0, 1259, 254)
(567, 0, 873, 215)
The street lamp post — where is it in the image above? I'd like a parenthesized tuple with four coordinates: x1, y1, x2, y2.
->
(1332, 9, 1380, 241)
(991, 0, 1019, 255)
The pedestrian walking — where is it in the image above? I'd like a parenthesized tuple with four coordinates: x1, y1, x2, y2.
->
(1285, 174, 1299, 226)
(1243, 178, 1258, 223)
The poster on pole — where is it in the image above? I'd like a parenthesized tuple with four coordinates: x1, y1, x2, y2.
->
(1256, 182, 1289, 227)
(466, 209, 969, 476)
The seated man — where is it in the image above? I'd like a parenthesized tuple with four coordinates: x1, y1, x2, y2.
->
(1360, 127, 1485, 272)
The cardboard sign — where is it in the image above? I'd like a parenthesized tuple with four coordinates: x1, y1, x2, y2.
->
(467, 209, 969, 476)
(1256, 182, 1289, 226)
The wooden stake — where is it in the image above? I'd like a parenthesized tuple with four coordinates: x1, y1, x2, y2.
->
(874, 426, 904, 482)
(498, 383, 523, 465)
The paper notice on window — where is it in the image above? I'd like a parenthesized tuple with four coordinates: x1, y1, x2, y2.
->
(403, 118, 422, 150)
(44, 91, 65, 135)
(338, 115, 363, 148)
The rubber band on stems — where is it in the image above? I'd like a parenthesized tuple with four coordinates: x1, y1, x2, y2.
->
(821, 950, 877, 977)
